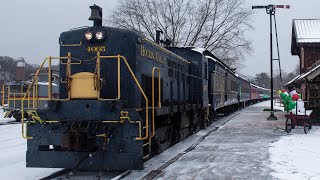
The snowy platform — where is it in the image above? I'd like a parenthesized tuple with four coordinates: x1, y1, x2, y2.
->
(0, 107, 60, 179)
(125, 101, 320, 180)
(1, 102, 320, 179)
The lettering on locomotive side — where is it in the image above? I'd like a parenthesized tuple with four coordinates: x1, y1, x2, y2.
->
(87, 46, 106, 52)
(141, 46, 167, 64)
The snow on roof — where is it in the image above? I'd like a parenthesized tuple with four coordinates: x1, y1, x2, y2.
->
(250, 83, 270, 91)
(284, 74, 300, 87)
(298, 63, 320, 81)
(235, 73, 248, 81)
(192, 48, 238, 75)
(37, 82, 59, 86)
(294, 19, 320, 43)
(205, 55, 217, 62)
(205, 55, 230, 71)
(191, 47, 207, 54)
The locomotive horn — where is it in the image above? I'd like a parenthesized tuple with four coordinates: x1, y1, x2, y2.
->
(89, 4, 102, 26)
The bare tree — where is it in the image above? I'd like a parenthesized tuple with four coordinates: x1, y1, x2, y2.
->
(109, 0, 253, 67)
(255, 65, 300, 91)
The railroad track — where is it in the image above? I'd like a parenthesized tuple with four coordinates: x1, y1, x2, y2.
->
(40, 169, 132, 180)
(142, 112, 240, 180)
(39, 110, 242, 180)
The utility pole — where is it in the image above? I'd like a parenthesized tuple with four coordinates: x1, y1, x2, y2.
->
(252, 5, 290, 120)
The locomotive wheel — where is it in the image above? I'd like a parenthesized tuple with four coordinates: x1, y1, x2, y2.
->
(200, 112, 208, 129)
(285, 118, 293, 133)
(151, 137, 161, 156)
(304, 120, 311, 134)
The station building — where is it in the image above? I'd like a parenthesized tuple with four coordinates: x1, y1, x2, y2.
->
(288, 19, 320, 109)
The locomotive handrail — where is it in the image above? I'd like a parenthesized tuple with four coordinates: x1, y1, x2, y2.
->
(48, 56, 52, 99)
(60, 60, 82, 65)
(21, 57, 49, 139)
(100, 54, 149, 140)
(35, 73, 38, 108)
(123, 54, 149, 140)
(3, 84, 42, 110)
(151, 67, 161, 138)
(60, 41, 82, 47)
(8, 85, 10, 107)
(21, 55, 68, 139)
(1, 85, 4, 106)
(3, 85, 27, 107)
(21, 52, 151, 140)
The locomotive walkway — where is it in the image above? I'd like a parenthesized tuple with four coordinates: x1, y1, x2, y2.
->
(125, 101, 287, 179)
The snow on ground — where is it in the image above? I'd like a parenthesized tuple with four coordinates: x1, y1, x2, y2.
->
(269, 127, 320, 180)
(269, 99, 320, 179)
(0, 106, 15, 123)
(0, 124, 60, 180)
(128, 100, 320, 179)
(274, 102, 285, 112)
(153, 101, 285, 179)
(126, 100, 286, 179)
(1, 101, 319, 179)
(0, 107, 60, 180)
(125, 110, 238, 180)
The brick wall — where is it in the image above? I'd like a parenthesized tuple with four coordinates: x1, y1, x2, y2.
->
(16, 67, 25, 81)
(302, 46, 320, 73)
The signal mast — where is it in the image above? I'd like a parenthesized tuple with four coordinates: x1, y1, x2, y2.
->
(252, 4, 290, 120)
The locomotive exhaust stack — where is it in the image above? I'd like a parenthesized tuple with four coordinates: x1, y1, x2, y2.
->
(156, 29, 163, 44)
(89, 4, 102, 26)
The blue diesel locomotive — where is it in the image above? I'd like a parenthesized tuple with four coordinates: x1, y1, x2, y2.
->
(21, 5, 269, 170)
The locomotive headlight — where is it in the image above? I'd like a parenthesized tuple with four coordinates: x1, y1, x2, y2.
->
(96, 31, 104, 40)
(85, 32, 93, 40)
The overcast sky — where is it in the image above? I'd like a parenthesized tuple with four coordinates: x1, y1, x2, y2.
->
(0, 0, 318, 77)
